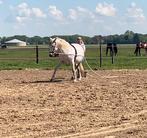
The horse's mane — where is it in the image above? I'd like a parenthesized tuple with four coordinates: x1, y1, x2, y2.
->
(56, 37, 70, 47)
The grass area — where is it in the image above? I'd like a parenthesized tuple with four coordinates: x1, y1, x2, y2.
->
(0, 44, 147, 70)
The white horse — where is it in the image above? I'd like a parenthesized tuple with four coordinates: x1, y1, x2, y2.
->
(49, 37, 86, 82)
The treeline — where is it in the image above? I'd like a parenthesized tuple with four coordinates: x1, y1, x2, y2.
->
(1, 30, 147, 45)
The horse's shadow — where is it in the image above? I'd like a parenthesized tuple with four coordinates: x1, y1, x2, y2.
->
(21, 78, 65, 84)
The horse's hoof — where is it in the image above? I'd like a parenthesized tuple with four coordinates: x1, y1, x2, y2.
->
(73, 79, 77, 82)
(50, 79, 54, 82)
(78, 78, 81, 81)
(71, 76, 74, 80)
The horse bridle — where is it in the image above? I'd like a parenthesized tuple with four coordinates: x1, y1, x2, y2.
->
(49, 38, 59, 57)
(52, 38, 57, 45)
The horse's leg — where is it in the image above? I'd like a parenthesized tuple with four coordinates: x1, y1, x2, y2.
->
(50, 62, 61, 82)
(106, 47, 108, 56)
(71, 63, 82, 81)
(139, 48, 141, 56)
(110, 47, 113, 56)
(79, 63, 86, 78)
(136, 47, 138, 55)
(71, 61, 77, 82)
(115, 47, 118, 56)
(75, 63, 82, 81)
(134, 47, 137, 56)
(77, 66, 81, 81)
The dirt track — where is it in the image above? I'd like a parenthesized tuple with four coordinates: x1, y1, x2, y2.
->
(0, 69, 147, 138)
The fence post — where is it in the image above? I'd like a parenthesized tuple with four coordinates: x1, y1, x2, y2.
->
(111, 44, 114, 64)
(36, 45, 39, 64)
(99, 36, 102, 67)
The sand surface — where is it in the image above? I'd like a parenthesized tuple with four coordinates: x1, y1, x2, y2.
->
(0, 69, 147, 138)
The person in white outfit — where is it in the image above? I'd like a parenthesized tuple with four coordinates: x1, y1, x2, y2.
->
(77, 37, 84, 45)
(76, 37, 86, 77)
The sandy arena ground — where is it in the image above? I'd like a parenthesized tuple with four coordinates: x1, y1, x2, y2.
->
(0, 69, 147, 138)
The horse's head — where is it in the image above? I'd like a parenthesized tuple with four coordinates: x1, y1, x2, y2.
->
(49, 37, 59, 57)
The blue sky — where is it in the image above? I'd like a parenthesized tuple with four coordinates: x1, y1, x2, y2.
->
(0, 0, 147, 36)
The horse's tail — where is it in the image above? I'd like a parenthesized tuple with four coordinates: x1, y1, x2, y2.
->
(79, 63, 87, 77)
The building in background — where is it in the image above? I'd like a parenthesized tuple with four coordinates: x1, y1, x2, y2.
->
(5, 39, 26, 46)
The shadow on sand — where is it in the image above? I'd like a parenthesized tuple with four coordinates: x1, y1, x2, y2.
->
(21, 78, 65, 84)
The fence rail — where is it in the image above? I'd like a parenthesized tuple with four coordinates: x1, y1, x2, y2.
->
(0, 44, 147, 69)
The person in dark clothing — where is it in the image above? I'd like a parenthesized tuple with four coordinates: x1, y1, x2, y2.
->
(106, 42, 113, 56)
(113, 43, 118, 56)
(134, 42, 141, 56)
(106, 42, 118, 56)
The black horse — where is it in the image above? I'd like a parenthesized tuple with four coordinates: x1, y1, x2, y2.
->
(106, 42, 118, 56)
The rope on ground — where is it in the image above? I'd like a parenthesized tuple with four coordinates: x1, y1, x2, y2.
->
(84, 57, 101, 79)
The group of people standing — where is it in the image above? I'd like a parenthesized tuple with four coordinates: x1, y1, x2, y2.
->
(77, 37, 147, 57)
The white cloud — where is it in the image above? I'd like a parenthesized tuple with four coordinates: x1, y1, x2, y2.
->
(17, 3, 31, 17)
(77, 7, 87, 13)
(77, 7, 96, 19)
(68, 6, 96, 21)
(16, 16, 27, 23)
(96, 2, 116, 16)
(127, 2, 145, 23)
(68, 9, 78, 20)
(18, 2, 28, 9)
(14, 2, 46, 23)
(15, 3, 30, 23)
(32, 8, 46, 18)
(48, 5, 64, 21)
